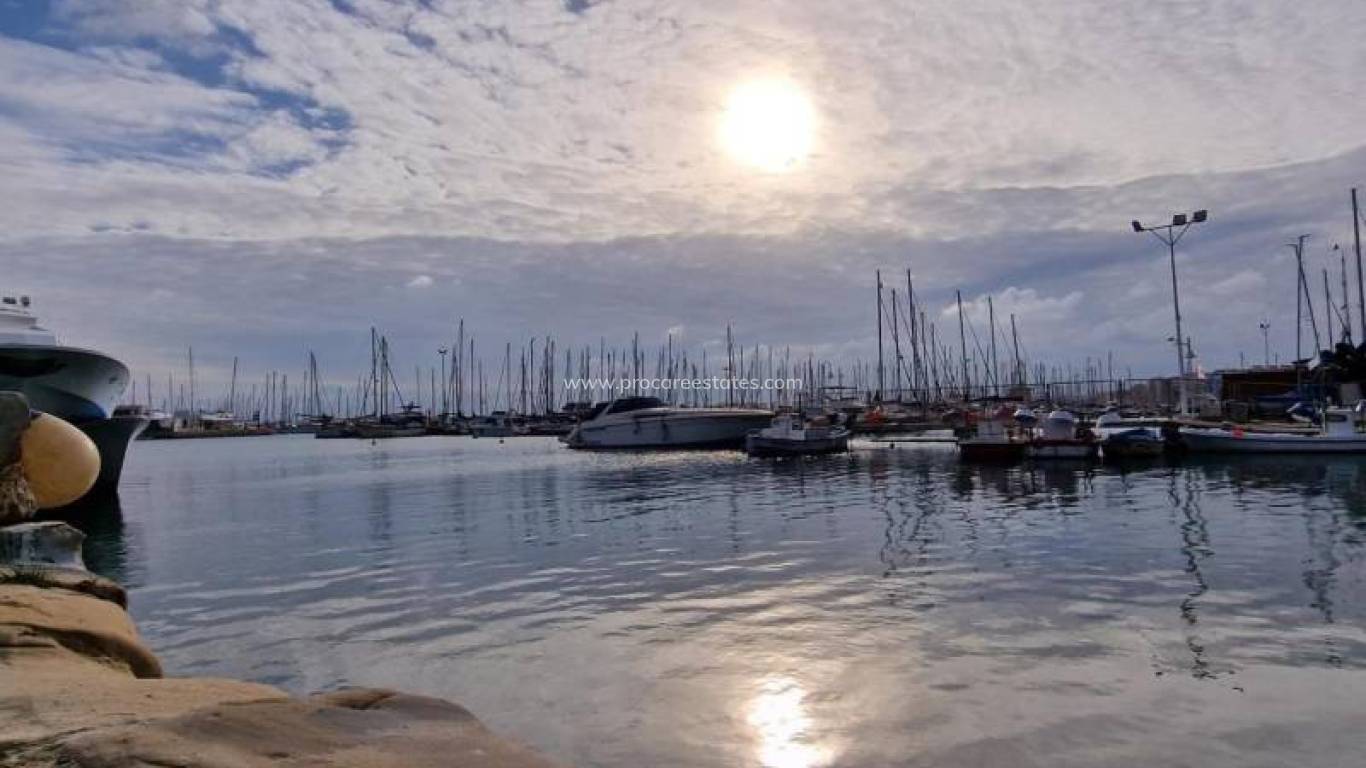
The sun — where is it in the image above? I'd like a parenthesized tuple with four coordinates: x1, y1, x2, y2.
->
(719, 79, 815, 173)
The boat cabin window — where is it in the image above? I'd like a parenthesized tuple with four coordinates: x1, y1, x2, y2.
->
(606, 397, 663, 414)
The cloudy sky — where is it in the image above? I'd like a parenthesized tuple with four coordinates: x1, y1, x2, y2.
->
(2, 0, 1365, 400)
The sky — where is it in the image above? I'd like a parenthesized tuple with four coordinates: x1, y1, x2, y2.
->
(2, 0, 1366, 402)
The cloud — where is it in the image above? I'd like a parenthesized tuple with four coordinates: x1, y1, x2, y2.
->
(2, 0, 1364, 243)
(406, 274, 434, 288)
(2, 0, 1365, 393)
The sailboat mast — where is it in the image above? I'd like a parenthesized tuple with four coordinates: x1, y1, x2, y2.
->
(1354, 188, 1364, 343)
(987, 295, 998, 397)
(1010, 313, 1021, 389)
(187, 347, 196, 426)
(1294, 241, 1305, 361)
(906, 269, 919, 397)
(1324, 268, 1335, 345)
(1341, 247, 1352, 344)
(956, 290, 969, 400)
(370, 328, 379, 419)
(890, 287, 901, 400)
(875, 270, 885, 400)
(228, 356, 238, 414)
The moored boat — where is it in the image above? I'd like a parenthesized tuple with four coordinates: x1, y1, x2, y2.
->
(745, 413, 850, 457)
(562, 397, 772, 449)
(1180, 404, 1366, 453)
(1101, 427, 1165, 460)
(957, 406, 1026, 462)
(0, 295, 141, 501)
(353, 404, 428, 439)
(1027, 409, 1099, 460)
(469, 411, 527, 438)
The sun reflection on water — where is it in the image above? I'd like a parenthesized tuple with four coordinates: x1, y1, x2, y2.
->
(747, 677, 831, 768)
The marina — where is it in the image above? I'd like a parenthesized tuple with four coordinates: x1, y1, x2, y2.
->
(4, 3, 1366, 766)
(68, 432, 1366, 768)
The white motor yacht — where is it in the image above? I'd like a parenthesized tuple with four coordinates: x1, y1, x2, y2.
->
(0, 294, 144, 500)
(562, 397, 772, 449)
(0, 295, 129, 421)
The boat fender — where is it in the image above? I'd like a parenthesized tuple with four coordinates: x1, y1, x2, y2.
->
(20, 412, 101, 510)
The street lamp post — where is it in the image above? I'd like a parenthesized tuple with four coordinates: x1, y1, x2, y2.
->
(1131, 209, 1208, 416)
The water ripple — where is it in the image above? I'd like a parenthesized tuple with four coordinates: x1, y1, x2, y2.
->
(70, 435, 1366, 768)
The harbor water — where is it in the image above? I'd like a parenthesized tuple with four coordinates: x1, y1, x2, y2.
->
(79, 435, 1366, 767)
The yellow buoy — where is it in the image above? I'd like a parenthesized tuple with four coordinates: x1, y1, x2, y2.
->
(20, 413, 100, 509)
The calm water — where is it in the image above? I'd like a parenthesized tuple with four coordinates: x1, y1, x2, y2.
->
(75, 435, 1366, 767)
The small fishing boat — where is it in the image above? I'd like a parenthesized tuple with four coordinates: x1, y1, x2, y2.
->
(1027, 409, 1099, 460)
(1180, 404, 1366, 453)
(957, 406, 1026, 462)
(745, 413, 850, 457)
(1101, 427, 1165, 460)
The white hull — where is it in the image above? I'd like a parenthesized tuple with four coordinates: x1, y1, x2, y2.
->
(0, 345, 129, 422)
(567, 409, 772, 449)
(746, 429, 850, 457)
(1181, 428, 1366, 454)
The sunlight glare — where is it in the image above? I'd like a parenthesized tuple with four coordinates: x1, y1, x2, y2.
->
(719, 79, 815, 173)
(747, 677, 830, 768)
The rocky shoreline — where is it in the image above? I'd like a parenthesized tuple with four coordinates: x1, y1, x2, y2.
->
(0, 393, 562, 768)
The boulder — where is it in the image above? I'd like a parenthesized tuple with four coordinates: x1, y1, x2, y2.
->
(0, 391, 36, 525)
(0, 556, 564, 768)
(54, 688, 562, 768)
(0, 391, 29, 464)
(0, 520, 87, 568)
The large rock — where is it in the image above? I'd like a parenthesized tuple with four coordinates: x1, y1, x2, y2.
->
(0, 462, 36, 527)
(0, 392, 36, 525)
(0, 520, 87, 568)
(54, 688, 562, 768)
(0, 572, 564, 768)
(0, 392, 29, 464)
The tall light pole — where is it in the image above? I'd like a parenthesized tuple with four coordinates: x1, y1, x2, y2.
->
(438, 347, 449, 415)
(1131, 209, 1208, 416)
(1259, 319, 1270, 366)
